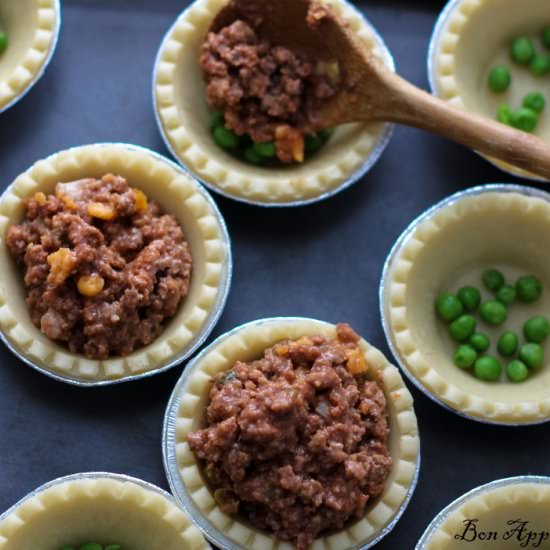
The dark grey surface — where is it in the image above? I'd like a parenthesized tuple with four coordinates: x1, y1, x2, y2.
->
(1, 1, 550, 548)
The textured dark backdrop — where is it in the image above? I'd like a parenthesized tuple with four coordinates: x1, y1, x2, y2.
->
(1, 1, 549, 548)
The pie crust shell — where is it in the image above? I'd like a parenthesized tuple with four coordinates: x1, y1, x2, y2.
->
(0, 143, 231, 383)
(420, 478, 550, 549)
(0, 474, 209, 550)
(430, 0, 550, 180)
(154, 0, 393, 205)
(0, 0, 60, 112)
(386, 189, 550, 424)
(173, 318, 420, 550)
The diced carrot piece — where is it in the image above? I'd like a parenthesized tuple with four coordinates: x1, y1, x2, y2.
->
(346, 349, 369, 375)
(275, 125, 305, 163)
(132, 188, 148, 212)
(274, 344, 289, 356)
(77, 273, 105, 297)
(87, 202, 116, 220)
(47, 248, 76, 286)
(33, 192, 46, 205)
(60, 195, 77, 210)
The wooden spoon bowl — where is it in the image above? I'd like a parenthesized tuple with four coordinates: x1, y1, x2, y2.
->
(210, 0, 550, 180)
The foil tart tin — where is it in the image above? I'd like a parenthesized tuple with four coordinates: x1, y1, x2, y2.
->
(416, 476, 550, 549)
(163, 317, 421, 550)
(152, 0, 396, 208)
(0, 143, 233, 387)
(426, 0, 546, 183)
(0, 0, 62, 115)
(379, 183, 550, 427)
(0, 471, 212, 549)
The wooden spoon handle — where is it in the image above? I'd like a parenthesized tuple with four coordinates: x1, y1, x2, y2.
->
(378, 71, 550, 179)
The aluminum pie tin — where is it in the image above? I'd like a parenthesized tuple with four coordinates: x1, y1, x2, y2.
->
(0, 0, 62, 115)
(427, 0, 547, 183)
(379, 183, 550, 427)
(0, 471, 212, 549)
(416, 476, 550, 549)
(163, 317, 421, 550)
(152, 0, 395, 208)
(0, 142, 233, 387)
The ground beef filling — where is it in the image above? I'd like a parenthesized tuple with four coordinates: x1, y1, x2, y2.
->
(201, 18, 338, 163)
(6, 174, 192, 360)
(188, 324, 392, 550)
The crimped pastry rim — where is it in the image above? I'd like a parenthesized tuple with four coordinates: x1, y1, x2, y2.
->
(0, 471, 211, 550)
(0, 0, 61, 114)
(416, 476, 550, 549)
(380, 184, 550, 426)
(163, 317, 420, 550)
(427, 0, 547, 182)
(0, 143, 232, 386)
(152, 0, 395, 207)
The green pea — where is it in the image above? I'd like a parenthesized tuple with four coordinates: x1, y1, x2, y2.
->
(488, 66, 511, 93)
(436, 293, 463, 322)
(482, 269, 505, 291)
(454, 345, 478, 369)
(523, 92, 546, 114)
(523, 316, 550, 343)
(474, 356, 502, 381)
(497, 104, 512, 125)
(511, 108, 539, 133)
(239, 133, 254, 148)
(497, 331, 519, 357)
(469, 332, 491, 352)
(530, 55, 550, 76)
(511, 36, 535, 65)
(212, 125, 239, 150)
(507, 360, 529, 383)
(457, 286, 481, 311)
(449, 315, 476, 342)
(480, 300, 508, 326)
(244, 147, 264, 165)
(208, 111, 225, 130)
(519, 343, 545, 369)
(79, 544, 103, 550)
(0, 32, 6, 54)
(304, 134, 324, 155)
(516, 275, 543, 303)
(542, 26, 550, 49)
(253, 141, 277, 158)
(496, 284, 516, 306)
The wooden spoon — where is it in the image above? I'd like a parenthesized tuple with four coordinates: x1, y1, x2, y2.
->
(210, 0, 550, 179)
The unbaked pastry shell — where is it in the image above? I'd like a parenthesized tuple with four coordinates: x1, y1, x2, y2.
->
(417, 477, 550, 549)
(429, 0, 550, 181)
(169, 318, 420, 550)
(154, 0, 394, 205)
(0, 473, 209, 550)
(0, 0, 60, 113)
(384, 187, 550, 424)
(0, 143, 231, 384)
